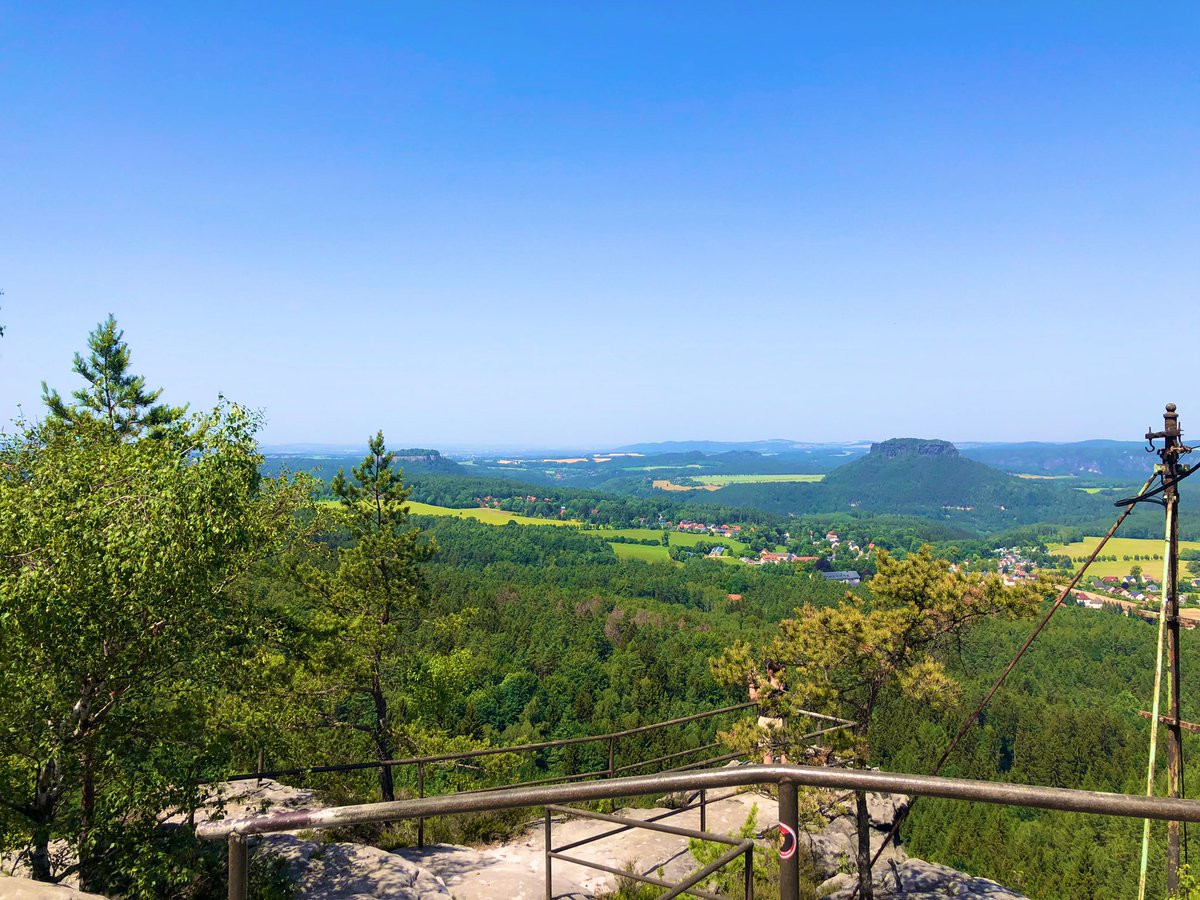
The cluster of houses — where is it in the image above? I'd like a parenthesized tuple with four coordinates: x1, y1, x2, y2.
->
(993, 547, 1038, 585)
(674, 520, 744, 538)
(1090, 574, 1175, 603)
(822, 531, 870, 556)
(749, 550, 819, 565)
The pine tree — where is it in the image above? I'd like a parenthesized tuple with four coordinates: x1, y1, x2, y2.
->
(307, 432, 437, 801)
(712, 546, 1046, 900)
(41, 314, 185, 439)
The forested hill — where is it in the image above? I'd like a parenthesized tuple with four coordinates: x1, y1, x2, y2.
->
(960, 439, 1156, 481)
(261, 449, 466, 483)
(692, 438, 1110, 530)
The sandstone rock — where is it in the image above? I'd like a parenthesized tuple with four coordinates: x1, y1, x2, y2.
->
(260, 834, 451, 900)
(865, 791, 909, 829)
(804, 814, 906, 879)
(167, 778, 321, 828)
(0, 879, 107, 899)
(825, 858, 1027, 899)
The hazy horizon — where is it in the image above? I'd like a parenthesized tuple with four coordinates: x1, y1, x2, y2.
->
(257, 434, 1155, 457)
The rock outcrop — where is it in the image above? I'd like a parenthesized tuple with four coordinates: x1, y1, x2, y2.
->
(869, 438, 959, 459)
(0, 880, 107, 899)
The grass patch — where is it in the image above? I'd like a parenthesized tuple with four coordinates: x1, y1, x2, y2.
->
(597, 528, 748, 555)
(609, 543, 673, 563)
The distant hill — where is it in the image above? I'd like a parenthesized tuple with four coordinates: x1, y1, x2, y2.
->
(613, 438, 870, 458)
(959, 440, 1154, 481)
(688, 438, 1108, 531)
(262, 449, 466, 485)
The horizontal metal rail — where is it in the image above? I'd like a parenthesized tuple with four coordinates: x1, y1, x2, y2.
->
(204, 764, 1200, 900)
(545, 803, 745, 845)
(550, 795, 719, 855)
(222, 701, 759, 783)
(613, 741, 723, 775)
(197, 763, 1200, 840)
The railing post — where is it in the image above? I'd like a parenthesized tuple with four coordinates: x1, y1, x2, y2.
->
(607, 736, 617, 813)
(228, 832, 248, 900)
(778, 780, 799, 900)
(700, 788, 707, 832)
(417, 762, 426, 849)
(544, 807, 553, 900)
(744, 842, 754, 899)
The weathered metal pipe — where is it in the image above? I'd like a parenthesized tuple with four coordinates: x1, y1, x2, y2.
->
(197, 763, 1200, 841)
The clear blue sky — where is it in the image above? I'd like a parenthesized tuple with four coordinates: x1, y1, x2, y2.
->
(2, 3, 1196, 449)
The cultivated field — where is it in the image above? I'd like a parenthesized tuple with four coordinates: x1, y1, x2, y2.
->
(652, 479, 720, 492)
(405, 501, 579, 527)
(624, 464, 704, 471)
(1048, 536, 1200, 579)
(695, 474, 825, 485)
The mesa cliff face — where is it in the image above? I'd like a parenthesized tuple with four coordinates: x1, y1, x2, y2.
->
(869, 438, 959, 460)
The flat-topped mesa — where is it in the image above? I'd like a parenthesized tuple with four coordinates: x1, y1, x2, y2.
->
(869, 438, 959, 459)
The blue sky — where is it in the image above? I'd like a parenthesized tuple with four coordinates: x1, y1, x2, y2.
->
(2, 3, 1196, 448)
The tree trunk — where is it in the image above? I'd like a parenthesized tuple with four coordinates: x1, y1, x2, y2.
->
(855, 789, 874, 900)
(30, 758, 60, 882)
(79, 746, 97, 891)
(371, 674, 396, 802)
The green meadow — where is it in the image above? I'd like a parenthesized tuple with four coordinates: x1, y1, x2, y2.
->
(609, 543, 672, 562)
(596, 527, 749, 555)
(1048, 535, 1200, 579)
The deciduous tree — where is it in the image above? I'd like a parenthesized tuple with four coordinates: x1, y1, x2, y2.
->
(0, 404, 307, 889)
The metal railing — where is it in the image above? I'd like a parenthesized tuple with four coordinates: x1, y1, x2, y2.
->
(200, 763, 1200, 899)
(222, 702, 852, 848)
(544, 803, 753, 900)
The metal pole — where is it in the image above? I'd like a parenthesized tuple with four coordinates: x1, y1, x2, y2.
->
(417, 762, 426, 849)
(1162, 404, 1185, 893)
(227, 832, 248, 900)
(744, 843, 754, 899)
(1137, 483, 1173, 900)
(544, 808, 553, 900)
(700, 788, 707, 832)
(778, 780, 799, 900)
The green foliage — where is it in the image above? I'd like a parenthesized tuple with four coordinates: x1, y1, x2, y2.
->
(687, 804, 783, 896)
(714, 547, 1046, 759)
(0, 401, 308, 890)
(870, 606, 1200, 899)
